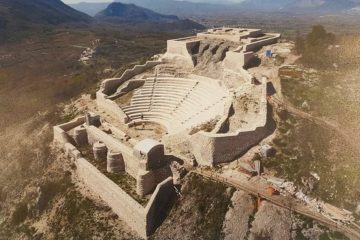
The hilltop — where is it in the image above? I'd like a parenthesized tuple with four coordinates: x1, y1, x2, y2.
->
(71, 0, 360, 17)
(95, 2, 205, 31)
(0, 0, 91, 27)
(95, 2, 179, 22)
(0, 0, 91, 41)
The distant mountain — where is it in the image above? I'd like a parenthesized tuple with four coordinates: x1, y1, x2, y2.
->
(240, 0, 358, 12)
(70, 2, 112, 17)
(70, 0, 231, 17)
(95, 2, 205, 31)
(95, 2, 179, 22)
(0, 0, 91, 28)
(286, 0, 357, 12)
(70, 0, 360, 17)
(239, 0, 295, 11)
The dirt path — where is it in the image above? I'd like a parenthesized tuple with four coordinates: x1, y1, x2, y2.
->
(192, 169, 360, 240)
(260, 47, 360, 154)
(268, 95, 360, 155)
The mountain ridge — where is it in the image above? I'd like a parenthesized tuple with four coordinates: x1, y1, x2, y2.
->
(70, 0, 360, 17)
(95, 2, 179, 22)
(0, 0, 91, 27)
(95, 2, 205, 31)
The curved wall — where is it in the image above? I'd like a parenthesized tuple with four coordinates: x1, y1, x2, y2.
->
(97, 61, 161, 123)
(189, 70, 268, 166)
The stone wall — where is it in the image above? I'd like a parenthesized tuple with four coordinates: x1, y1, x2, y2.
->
(189, 81, 268, 166)
(212, 99, 233, 134)
(190, 124, 268, 166)
(162, 38, 200, 67)
(86, 125, 139, 177)
(85, 126, 171, 196)
(53, 121, 175, 239)
(197, 29, 263, 42)
(75, 157, 148, 238)
(243, 34, 281, 52)
(75, 158, 174, 239)
(100, 61, 160, 96)
(223, 51, 255, 71)
(53, 116, 85, 145)
(96, 91, 129, 124)
(97, 61, 160, 123)
(145, 177, 175, 236)
(107, 79, 145, 100)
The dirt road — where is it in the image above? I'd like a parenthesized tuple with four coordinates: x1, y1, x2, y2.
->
(192, 169, 360, 240)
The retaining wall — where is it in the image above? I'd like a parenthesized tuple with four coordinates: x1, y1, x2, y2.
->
(53, 116, 85, 145)
(223, 51, 255, 71)
(166, 38, 200, 56)
(197, 29, 262, 42)
(190, 124, 268, 166)
(197, 32, 241, 42)
(53, 121, 175, 239)
(75, 158, 174, 238)
(190, 82, 268, 165)
(76, 157, 147, 237)
(86, 125, 139, 177)
(97, 61, 160, 123)
(96, 91, 129, 124)
(85, 125, 171, 196)
(145, 177, 175, 235)
(163, 38, 200, 67)
(244, 34, 281, 52)
(100, 61, 161, 96)
(107, 79, 145, 100)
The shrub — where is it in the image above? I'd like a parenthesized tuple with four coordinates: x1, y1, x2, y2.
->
(296, 25, 335, 67)
(12, 202, 28, 225)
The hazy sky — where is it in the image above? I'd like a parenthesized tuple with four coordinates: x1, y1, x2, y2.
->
(63, 0, 112, 3)
(62, 0, 245, 4)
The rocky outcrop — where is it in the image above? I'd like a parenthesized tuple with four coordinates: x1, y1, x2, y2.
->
(222, 190, 255, 240)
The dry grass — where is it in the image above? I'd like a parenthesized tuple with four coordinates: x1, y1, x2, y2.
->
(267, 34, 360, 214)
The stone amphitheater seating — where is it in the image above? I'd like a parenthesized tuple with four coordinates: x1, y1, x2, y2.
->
(121, 77, 229, 133)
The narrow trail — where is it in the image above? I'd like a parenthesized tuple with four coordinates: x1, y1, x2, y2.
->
(191, 169, 360, 240)
(268, 95, 360, 154)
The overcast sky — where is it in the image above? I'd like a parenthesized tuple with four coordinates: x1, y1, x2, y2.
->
(63, 0, 111, 3)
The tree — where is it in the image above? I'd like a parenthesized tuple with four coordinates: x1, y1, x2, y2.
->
(295, 31, 305, 55)
(306, 25, 334, 51)
(302, 25, 335, 66)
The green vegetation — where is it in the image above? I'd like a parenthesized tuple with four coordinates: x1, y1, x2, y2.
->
(268, 31, 360, 214)
(153, 173, 235, 240)
(48, 189, 141, 240)
(0, 25, 179, 238)
(293, 214, 349, 240)
(37, 174, 74, 212)
(295, 25, 335, 67)
(11, 202, 28, 225)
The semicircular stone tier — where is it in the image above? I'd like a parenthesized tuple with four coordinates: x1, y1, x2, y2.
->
(121, 77, 230, 134)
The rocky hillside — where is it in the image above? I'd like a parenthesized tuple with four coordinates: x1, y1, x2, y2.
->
(95, 2, 179, 22)
(70, 0, 360, 17)
(0, 0, 92, 42)
(0, 0, 91, 27)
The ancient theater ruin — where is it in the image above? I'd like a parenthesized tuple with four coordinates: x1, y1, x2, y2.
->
(54, 28, 282, 238)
